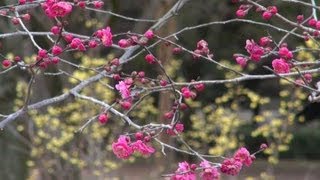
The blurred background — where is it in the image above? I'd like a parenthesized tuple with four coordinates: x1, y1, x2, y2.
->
(1, 0, 320, 179)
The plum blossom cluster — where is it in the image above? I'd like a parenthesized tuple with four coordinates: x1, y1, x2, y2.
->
(232, 1, 320, 41)
(112, 135, 155, 159)
(166, 123, 184, 136)
(271, 58, 290, 74)
(69, 37, 86, 51)
(94, 27, 113, 47)
(179, 82, 205, 100)
(111, 63, 204, 119)
(271, 45, 293, 74)
(261, 6, 278, 21)
(26, 24, 112, 68)
(199, 161, 220, 180)
(169, 145, 267, 179)
(1, 56, 24, 69)
(220, 147, 253, 175)
(42, 0, 73, 18)
(118, 29, 154, 49)
(115, 79, 133, 110)
(181, 87, 196, 99)
(41, 0, 104, 18)
(245, 39, 265, 62)
(0, 1, 33, 25)
(64, 26, 113, 52)
(233, 37, 296, 76)
(231, 0, 315, 86)
(233, 37, 273, 67)
(34, 49, 59, 68)
(170, 162, 196, 180)
(193, 40, 213, 60)
(1, 24, 114, 70)
(306, 18, 320, 37)
(110, 67, 185, 113)
(117, 30, 157, 65)
(234, 1, 278, 21)
(115, 81, 131, 100)
(170, 161, 220, 180)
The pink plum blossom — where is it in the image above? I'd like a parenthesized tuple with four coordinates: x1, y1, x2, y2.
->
(166, 123, 184, 136)
(95, 27, 113, 47)
(115, 81, 131, 100)
(43, 1, 73, 18)
(220, 158, 243, 176)
(233, 147, 253, 167)
(272, 58, 290, 73)
(199, 161, 220, 180)
(132, 140, 155, 156)
(171, 161, 196, 180)
(112, 135, 133, 159)
(245, 39, 264, 62)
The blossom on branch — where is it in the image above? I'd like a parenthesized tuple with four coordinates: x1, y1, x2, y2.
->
(233, 147, 253, 167)
(112, 135, 133, 159)
(43, 1, 73, 18)
(234, 56, 247, 68)
(69, 38, 86, 51)
(171, 161, 196, 180)
(278, 46, 293, 60)
(115, 81, 132, 100)
(52, 45, 63, 56)
(272, 58, 290, 74)
(166, 123, 184, 136)
(95, 27, 113, 47)
(245, 39, 264, 62)
(132, 140, 155, 156)
(220, 158, 242, 176)
(199, 161, 220, 180)
(193, 39, 212, 60)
